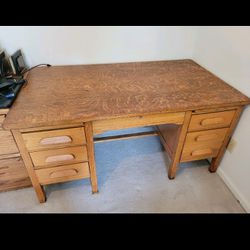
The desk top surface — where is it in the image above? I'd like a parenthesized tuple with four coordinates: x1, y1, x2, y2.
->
(4, 59, 250, 130)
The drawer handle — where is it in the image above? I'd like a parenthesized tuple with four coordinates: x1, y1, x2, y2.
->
(40, 136, 72, 145)
(195, 134, 218, 141)
(49, 168, 78, 178)
(45, 154, 75, 163)
(200, 117, 224, 126)
(191, 148, 213, 156)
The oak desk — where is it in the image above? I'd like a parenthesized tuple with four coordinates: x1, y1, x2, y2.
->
(3, 59, 250, 203)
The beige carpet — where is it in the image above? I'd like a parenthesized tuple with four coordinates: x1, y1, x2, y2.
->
(0, 127, 244, 213)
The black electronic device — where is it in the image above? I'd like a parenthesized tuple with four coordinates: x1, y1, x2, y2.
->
(0, 79, 24, 108)
(10, 49, 27, 75)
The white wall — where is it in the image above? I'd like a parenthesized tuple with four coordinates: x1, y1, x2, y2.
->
(193, 26, 250, 212)
(0, 26, 195, 66)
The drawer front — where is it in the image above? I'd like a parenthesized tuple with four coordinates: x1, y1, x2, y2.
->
(35, 162, 90, 185)
(184, 128, 228, 145)
(181, 146, 220, 162)
(181, 128, 228, 162)
(93, 112, 185, 135)
(22, 127, 86, 151)
(188, 110, 236, 131)
(0, 130, 19, 156)
(30, 146, 88, 168)
(0, 157, 31, 192)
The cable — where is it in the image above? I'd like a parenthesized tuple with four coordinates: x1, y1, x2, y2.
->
(22, 63, 51, 75)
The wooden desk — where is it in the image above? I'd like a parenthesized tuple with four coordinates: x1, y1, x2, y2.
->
(3, 59, 250, 203)
(0, 109, 31, 192)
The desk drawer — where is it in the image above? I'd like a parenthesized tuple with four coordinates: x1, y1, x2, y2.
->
(0, 157, 31, 192)
(189, 110, 235, 131)
(0, 130, 19, 156)
(22, 127, 86, 151)
(30, 146, 88, 168)
(35, 162, 90, 185)
(181, 128, 228, 162)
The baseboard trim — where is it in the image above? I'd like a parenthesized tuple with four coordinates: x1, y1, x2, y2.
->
(217, 168, 250, 213)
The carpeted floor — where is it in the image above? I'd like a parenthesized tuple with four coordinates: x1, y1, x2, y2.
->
(0, 127, 244, 213)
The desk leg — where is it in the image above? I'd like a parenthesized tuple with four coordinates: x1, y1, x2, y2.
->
(85, 122, 98, 193)
(168, 111, 192, 179)
(12, 130, 46, 203)
(209, 106, 243, 173)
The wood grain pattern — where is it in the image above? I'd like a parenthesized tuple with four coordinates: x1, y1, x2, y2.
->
(93, 112, 184, 135)
(0, 153, 20, 160)
(0, 157, 31, 192)
(0, 130, 19, 156)
(3, 60, 250, 130)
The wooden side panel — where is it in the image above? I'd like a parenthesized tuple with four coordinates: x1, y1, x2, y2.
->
(209, 106, 244, 172)
(93, 112, 185, 135)
(157, 124, 181, 160)
(0, 157, 31, 192)
(0, 130, 19, 156)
